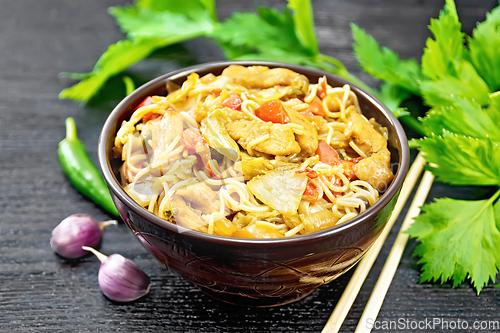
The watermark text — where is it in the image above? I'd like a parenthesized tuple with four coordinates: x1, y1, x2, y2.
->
(365, 317, 500, 331)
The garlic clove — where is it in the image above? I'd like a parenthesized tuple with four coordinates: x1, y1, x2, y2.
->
(82, 246, 151, 303)
(50, 214, 117, 259)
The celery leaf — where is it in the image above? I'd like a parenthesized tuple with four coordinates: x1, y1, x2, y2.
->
(407, 196, 500, 294)
(211, 8, 314, 63)
(420, 60, 490, 107)
(418, 131, 500, 186)
(422, 97, 500, 142)
(376, 81, 411, 112)
(109, 1, 215, 39)
(486, 92, 500, 125)
(60, 0, 217, 103)
(136, 0, 216, 21)
(468, 6, 500, 91)
(351, 24, 423, 95)
(287, 0, 319, 55)
(59, 37, 169, 103)
(421, 1, 466, 79)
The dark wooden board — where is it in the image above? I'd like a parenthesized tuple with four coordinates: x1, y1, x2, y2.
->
(1, 0, 499, 332)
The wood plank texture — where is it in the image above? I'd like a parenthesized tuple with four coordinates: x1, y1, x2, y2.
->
(0, 1, 498, 332)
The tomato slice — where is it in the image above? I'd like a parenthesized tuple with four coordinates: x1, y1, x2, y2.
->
(181, 129, 213, 177)
(316, 140, 342, 165)
(255, 100, 290, 124)
(299, 110, 315, 117)
(302, 180, 320, 204)
(307, 96, 327, 117)
(221, 93, 243, 111)
(142, 113, 161, 123)
(341, 161, 358, 181)
(181, 128, 205, 150)
(210, 88, 222, 96)
(295, 168, 318, 179)
(316, 140, 359, 180)
(135, 96, 154, 110)
(317, 75, 328, 99)
(135, 96, 160, 123)
(296, 169, 320, 204)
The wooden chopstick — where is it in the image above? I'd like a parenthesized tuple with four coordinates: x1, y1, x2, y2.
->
(322, 153, 427, 333)
(354, 170, 435, 333)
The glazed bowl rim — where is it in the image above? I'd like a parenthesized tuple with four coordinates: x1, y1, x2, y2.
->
(98, 60, 409, 247)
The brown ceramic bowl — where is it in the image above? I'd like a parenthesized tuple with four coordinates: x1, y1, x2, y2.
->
(98, 61, 409, 307)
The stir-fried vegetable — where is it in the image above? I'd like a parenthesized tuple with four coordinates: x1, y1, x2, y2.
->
(247, 169, 308, 214)
(200, 109, 240, 161)
(239, 156, 274, 181)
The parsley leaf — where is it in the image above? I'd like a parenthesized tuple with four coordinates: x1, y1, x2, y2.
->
(407, 194, 500, 294)
(418, 131, 500, 186)
(419, 60, 490, 106)
(59, 37, 169, 103)
(422, 97, 500, 142)
(468, 6, 500, 91)
(351, 23, 423, 96)
(421, 0, 466, 79)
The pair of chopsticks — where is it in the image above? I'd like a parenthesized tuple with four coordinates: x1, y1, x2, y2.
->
(322, 153, 435, 333)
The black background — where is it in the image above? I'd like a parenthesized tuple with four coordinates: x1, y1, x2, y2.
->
(1, 1, 499, 332)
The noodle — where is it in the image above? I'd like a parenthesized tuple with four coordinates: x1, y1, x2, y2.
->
(113, 65, 393, 238)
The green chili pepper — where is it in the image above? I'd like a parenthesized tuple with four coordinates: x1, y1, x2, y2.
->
(58, 117, 119, 217)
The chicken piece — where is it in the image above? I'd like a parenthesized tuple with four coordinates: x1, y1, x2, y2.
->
(286, 107, 318, 156)
(345, 112, 394, 191)
(344, 112, 387, 156)
(221, 65, 300, 89)
(300, 209, 339, 233)
(353, 151, 394, 191)
(148, 111, 183, 166)
(226, 119, 301, 156)
(169, 195, 207, 230)
(175, 182, 220, 215)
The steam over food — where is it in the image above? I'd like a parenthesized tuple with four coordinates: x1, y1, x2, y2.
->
(113, 65, 394, 238)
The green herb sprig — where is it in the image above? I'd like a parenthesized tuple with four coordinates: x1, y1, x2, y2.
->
(59, 0, 377, 104)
